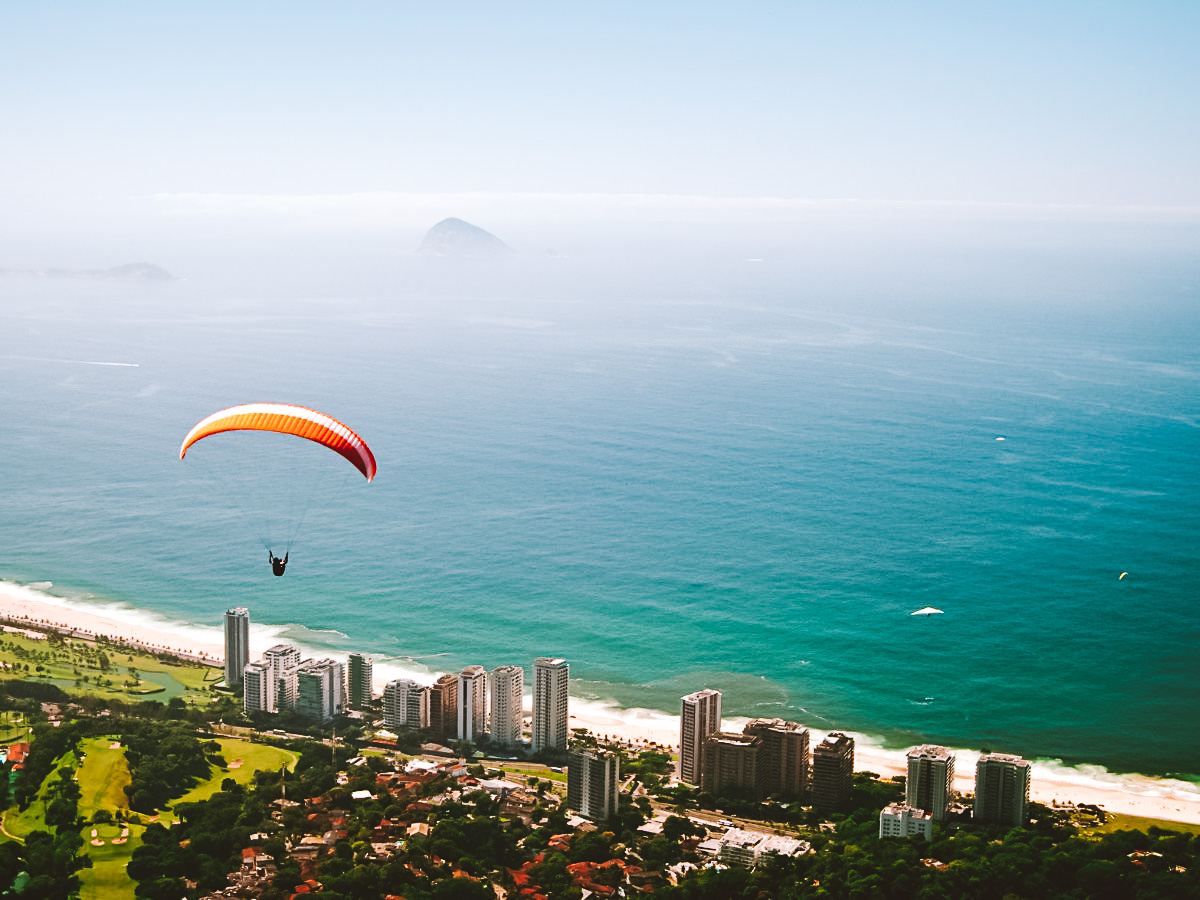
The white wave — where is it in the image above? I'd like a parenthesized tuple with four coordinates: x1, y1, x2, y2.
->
(5, 578, 1198, 808)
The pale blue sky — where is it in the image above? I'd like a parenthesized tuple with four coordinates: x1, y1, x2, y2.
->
(3, 1, 1198, 237)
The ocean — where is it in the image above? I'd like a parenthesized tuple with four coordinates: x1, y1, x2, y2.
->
(1, 231, 1197, 795)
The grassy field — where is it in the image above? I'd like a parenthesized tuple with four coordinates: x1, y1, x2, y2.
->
(169, 739, 299, 807)
(2, 733, 298, 900)
(0, 630, 219, 704)
(0, 710, 30, 744)
(1080, 812, 1200, 837)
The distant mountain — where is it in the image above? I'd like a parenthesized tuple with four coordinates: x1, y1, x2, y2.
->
(417, 218, 512, 257)
(0, 262, 175, 281)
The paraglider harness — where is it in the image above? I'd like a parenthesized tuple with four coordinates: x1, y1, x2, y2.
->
(270, 551, 288, 576)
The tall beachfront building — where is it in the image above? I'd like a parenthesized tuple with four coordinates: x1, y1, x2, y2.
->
(743, 718, 809, 798)
(429, 673, 459, 743)
(490, 664, 524, 747)
(382, 678, 428, 731)
(811, 731, 855, 812)
(532, 657, 569, 754)
(907, 745, 955, 822)
(264, 644, 302, 712)
(224, 607, 250, 687)
(242, 661, 274, 714)
(295, 658, 344, 723)
(974, 753, 1031, 826)
(702, 732, 761, 797)
(457, 665, 488, 742)
(679, 688, 722, 786)
(347, 653, 374, 710)
(567, 748, 619, 822)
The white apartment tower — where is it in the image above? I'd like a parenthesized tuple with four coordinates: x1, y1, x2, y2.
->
(242, 661, 274, 714)
(974, 753, 1031, 826)
(906, 745, 955, 822)
(295, 658, 344, 723)
(224, 607, 250, 687)
(382, 678, 428, 731)
(264, 644, 302, 712)
(490, 664, 524, 747)
(532, 657, 569, 754)
(457, 665, 488, 742)
(679, 688, 722, 786)
(347, 652, 374, 710)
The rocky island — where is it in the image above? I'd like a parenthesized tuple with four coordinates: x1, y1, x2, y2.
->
(416, 217, 513, 257)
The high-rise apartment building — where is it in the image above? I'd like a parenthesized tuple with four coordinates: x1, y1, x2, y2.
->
(743, 718, 809, 798)
(457, 665, 488, 742)
(295, 658, 344, 723)
(679, 688, 722, 786)
(347, 653, 374, 710)
(532, 657, 569, 754)
(224, 607, 250, 687)
(701, 732, 762, 797)
(811, 732, 855, 811)
(382, 678, 428, 731)
(906, 745, 955, 822)
(242, 661, 274, 714)
(567, 748, 619, 822)
(490, 664, 524, 747)
(264, 644, 302, 712)
(974, 753, 1030, 826)
(428, 673, 459, 743)
(264, 643, 301, 672)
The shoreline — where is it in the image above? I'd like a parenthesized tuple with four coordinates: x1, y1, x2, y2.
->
(2, 578, 1199, 826)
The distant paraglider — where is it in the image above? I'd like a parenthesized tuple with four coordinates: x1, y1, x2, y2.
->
(180, 403, 376, 573)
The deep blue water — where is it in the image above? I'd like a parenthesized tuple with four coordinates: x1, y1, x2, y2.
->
(1, 246, 1197, 782)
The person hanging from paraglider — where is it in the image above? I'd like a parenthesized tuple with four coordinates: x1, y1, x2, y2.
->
(179, 403, 377, 575)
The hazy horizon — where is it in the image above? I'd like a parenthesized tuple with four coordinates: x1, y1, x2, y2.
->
(2, 2, 1197, 278)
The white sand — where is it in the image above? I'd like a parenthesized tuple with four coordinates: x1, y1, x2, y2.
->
(567, 705, 1200, 826)
(0, 581, 224, 662)
(4, 580, 1199, 826)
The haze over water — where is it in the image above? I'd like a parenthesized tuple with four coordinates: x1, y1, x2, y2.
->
(1, 218, 1197, 788)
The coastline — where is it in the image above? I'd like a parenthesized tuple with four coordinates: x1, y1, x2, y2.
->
(3, 578, 1199, 826)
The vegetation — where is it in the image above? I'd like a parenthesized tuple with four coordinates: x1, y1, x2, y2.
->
(0, 634, 1197, 898)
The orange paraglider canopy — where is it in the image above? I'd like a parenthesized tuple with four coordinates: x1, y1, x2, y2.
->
(179, 403, 377, 481)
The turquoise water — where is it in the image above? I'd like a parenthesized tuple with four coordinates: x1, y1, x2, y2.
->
(1, 243, 1197, 785)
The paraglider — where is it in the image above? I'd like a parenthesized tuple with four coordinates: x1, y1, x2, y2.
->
(180, 403, 376, 481)
(180, 403, 376, 574)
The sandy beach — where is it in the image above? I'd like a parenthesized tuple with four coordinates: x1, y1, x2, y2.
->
(0, 581, 225, 663)
(3, 580, 1199, 826)
(568, 705, 1200, 826)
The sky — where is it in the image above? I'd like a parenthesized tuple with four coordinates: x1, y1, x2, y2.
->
(2, 1, 1199, 253)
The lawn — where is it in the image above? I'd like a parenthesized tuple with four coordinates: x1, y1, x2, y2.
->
(168, 738, 299, 807)
(1081, 812, 1200, 837)
(0, 630, 218, 703)
(0, 710, 30, 744)
(3, 733, 298, 900)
